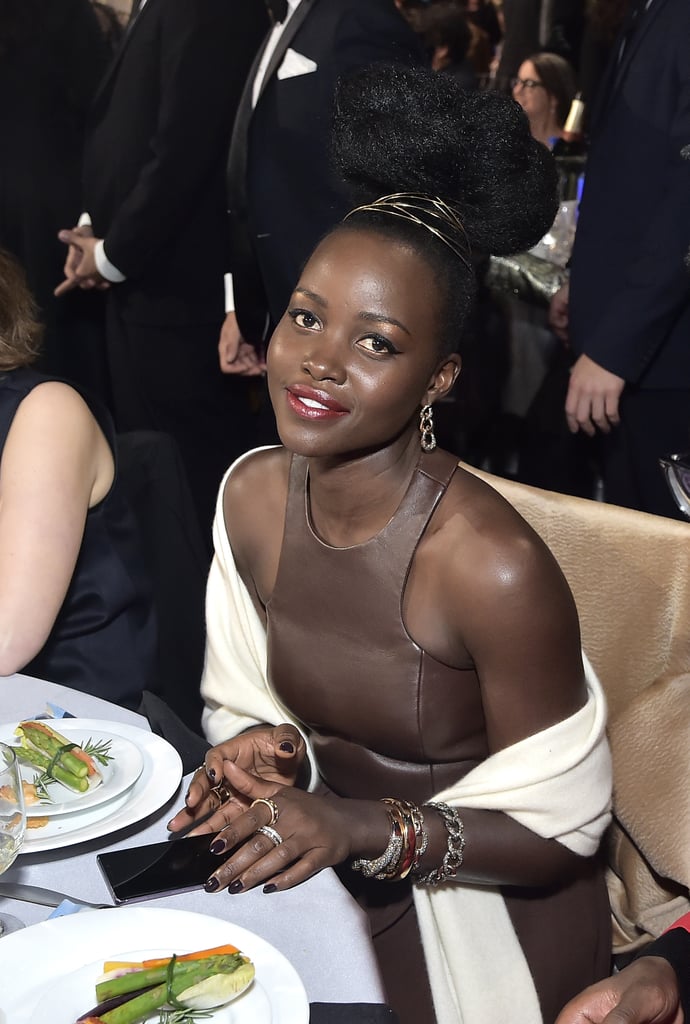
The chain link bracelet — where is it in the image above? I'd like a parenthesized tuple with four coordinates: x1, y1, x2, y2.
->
(413, 801, 465, 885)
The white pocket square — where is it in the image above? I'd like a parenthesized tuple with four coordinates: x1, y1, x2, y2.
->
(277, 48, 318, 80)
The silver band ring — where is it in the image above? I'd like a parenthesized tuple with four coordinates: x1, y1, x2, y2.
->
(256, 825, 283, 846)
(251, 797, 279, 826)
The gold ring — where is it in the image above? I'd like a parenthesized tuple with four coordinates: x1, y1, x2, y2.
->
(250, 797, 279, 826)
(256, 825, 283, 846)
(195, 764, 207, 775)
(211, 783, 232, 804)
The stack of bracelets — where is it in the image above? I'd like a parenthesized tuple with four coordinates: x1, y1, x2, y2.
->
(351, 799, 465, 885)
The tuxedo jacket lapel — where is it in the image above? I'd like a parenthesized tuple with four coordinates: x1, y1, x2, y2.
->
(91, 0, 156, 109)
(255, 0, 317, 104)
(611, 0, 666, 91)
(227, 0, 318, 206)
(593, 0, 668, 128)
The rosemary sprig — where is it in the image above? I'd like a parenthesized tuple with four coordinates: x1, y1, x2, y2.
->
(157, 1009, 213, 1023)
(32, 770, 57, 802)
(82, 736, 113, 765)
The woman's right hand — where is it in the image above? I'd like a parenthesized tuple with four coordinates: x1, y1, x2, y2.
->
(166, 723, 306, 836)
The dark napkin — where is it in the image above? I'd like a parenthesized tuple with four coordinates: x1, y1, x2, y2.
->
(137, 690, 210, 774)
(310, 1006, 398, 1023)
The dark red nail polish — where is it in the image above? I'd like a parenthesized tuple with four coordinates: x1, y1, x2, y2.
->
(263, 883, 277, 894)
(204, 876, 220, 892)
(208, 768, 217, 781)
(210, 840, 225, 855)
(279, 741, 294, 753)
(228, 880, 244, 894)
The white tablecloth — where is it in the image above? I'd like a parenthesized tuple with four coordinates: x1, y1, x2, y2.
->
(0, 675, 386, 1006)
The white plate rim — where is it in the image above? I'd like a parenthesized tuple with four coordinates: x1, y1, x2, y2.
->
(0, 720, 144, 817)
(0, 906, 309, 1024)
(16, 719, 183, 854)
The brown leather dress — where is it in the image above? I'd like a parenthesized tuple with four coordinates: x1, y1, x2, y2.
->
(266, 449, 611, 1024)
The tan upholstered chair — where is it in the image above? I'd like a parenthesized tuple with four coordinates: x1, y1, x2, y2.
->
(462, 464, 690, 952)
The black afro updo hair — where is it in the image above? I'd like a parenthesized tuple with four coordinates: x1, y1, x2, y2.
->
(328, 65, 559, 355)
(332, 64, 558, 258)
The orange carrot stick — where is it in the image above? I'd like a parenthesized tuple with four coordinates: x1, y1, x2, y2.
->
(103, 944, 241, 973)
(142, 944, 240, 968)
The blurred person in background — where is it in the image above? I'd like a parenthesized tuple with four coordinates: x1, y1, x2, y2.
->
(0, 0, 111, 398)
(411, 0, 480, 88)
(495, 0, 585, 91)
(490, 52, 584, 490)
(90, 0, 125, 53)
(577, 0, 631, 112)
(549, 0, 690, 519)
(512, 51, 576, 147)
(55, 0, 269, 539)
(464, 0, 503, 57)
(219, 0, 424, 381)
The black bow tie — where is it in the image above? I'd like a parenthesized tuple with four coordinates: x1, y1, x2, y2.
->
(265, 0, 288, 25)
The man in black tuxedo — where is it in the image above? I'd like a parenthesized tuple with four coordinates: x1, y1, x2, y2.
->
(550, 0, 690, 519)
(56, 0, 269, 535)
(219, 0, 425, 376)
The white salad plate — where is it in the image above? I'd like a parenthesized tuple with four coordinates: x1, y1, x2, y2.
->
(0, 720, 144, 818)
(0, 907, 309, 1024)
(14, 719, 183, 853)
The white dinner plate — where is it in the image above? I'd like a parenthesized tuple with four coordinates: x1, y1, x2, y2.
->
(0, 907, 309, 1024)
(16, 720, 183, 854)
(0, 720, 144, 817)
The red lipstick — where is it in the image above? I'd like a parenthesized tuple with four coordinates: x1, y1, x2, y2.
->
(286, 384, 348, 420)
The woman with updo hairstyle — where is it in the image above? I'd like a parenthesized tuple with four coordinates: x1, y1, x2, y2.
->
(170, 66, 612, 1024)
(0, 248, 155, 706)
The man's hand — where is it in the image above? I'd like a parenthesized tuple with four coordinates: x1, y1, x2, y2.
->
(218, 311, 266, 376)
(565, 353, 625, 436)
(54, 229, 107, 296)
(554, 956, 683, 1024)
(549, 282, 570, 343)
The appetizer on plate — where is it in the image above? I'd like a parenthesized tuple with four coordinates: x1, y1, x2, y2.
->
(13, 720, 113, 800)
(76, 944, 255, 1023)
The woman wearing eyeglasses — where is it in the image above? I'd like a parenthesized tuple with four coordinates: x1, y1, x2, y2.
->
(498, 52, 580, 494)
(512, 52, 576, 147)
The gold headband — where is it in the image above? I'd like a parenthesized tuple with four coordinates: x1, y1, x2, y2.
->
(343, 193, 472, 271)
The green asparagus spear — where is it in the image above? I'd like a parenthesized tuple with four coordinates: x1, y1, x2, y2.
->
(17, 721, 88, 778)
(96, 959, 238, 1002)
(94, 956, 254, 1024)
(14, 743, 88, 792)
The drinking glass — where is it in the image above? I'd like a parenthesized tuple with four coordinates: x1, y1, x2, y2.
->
(0, 742, 26, 935)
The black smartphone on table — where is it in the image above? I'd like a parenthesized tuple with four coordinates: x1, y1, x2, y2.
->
(97, 833, 220, 905)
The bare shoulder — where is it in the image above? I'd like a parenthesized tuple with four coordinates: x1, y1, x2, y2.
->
(2, 381, 113, 506)
(14, 380, 94, 425)
(429, 465, 575, 613)
(7, 381, 101, 455)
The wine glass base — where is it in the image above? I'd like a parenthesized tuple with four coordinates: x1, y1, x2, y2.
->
(0, 913, 25, 936)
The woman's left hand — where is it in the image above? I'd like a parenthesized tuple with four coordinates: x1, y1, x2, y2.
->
(203, 760, 385, 895)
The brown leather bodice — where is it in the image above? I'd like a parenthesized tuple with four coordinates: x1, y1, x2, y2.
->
(266, 449, 489, 805)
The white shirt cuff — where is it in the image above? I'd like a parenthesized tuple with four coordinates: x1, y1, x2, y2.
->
(95, 241, 126, 283)
(224, 273, 236, 313)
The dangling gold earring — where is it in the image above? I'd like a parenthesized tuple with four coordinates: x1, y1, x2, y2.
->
(419, 404, 436, 452)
